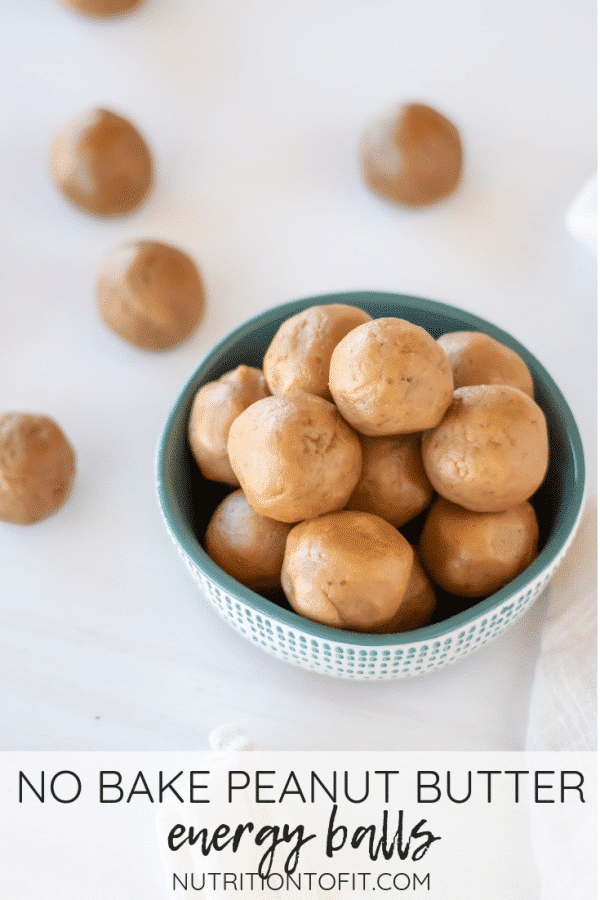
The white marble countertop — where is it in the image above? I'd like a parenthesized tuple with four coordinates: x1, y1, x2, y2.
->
(0, 0, 596, 752)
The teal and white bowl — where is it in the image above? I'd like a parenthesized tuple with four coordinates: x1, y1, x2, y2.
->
(156, 291, 585, 680)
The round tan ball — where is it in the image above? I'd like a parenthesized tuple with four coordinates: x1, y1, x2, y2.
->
(418, 496, 539, 598)
(361, 102, 463, 206)
(346, 433, 433, 527)
(263, 303, 372, 400)
(205, 490, 292, 592)
(0, 413, 76, 525)
(329, 317, 454, 436)
(96, 240, 205, 350)
(437, 331, 534, 398)
(227, 391, 362, 523)
(49, 108, 152, 217)
(59, 0, 143, 15)
(371, 551, 437, 633)
(421, 385, 548, 513)
(281, 511, 414, 632)
(188, 366, 269, 485)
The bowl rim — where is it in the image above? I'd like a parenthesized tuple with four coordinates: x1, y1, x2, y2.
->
(156, 290, 586, 647)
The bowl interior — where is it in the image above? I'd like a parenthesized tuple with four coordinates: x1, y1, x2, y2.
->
(157, 291, 585, 647)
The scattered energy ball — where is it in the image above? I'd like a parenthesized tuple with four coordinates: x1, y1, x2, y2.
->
(188, 366, 269, 485)
(281, 511, 414, 632)
(329, 317, 454, 436)
(371, 551, 437, 634)
(49, 108, 152, 217)
(263, 303, 372, 400)
(421, 385, 549, 513)
(204, 490, 292, 593)
(227, 391, 362, 523)
(418, 497, 539, 598)
(96, 240, 205, 351)
(346, 433, 433, 528)
(0, 413, 76, 525)
(59, 0, 144, 15)
(360, 102, 463, 206)
(437, 331, 535, 398)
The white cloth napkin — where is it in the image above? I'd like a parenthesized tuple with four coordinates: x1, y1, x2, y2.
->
(526, 174, 598, 754)
(526, 159, 597, 895)
(525, 498, 597, 752)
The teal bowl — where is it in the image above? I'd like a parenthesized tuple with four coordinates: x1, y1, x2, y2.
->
(156, 291, 585, 679)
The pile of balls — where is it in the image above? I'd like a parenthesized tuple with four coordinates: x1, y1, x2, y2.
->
(190, 303, 548, 634)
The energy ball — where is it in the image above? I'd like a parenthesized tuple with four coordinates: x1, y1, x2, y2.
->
(421, 385, 548, 513)
(360, 102, 463, 206)
(346, 432, 433, 527)
(263, 303, 372, 400)
(59, 0, 143, 15)
(96, 240, 205, 351)
(418, 496, 539, 598)
(188, 366, 269, 485)
(371, 551, 437, 634)
(437, 331, 534, 398)
(329, 317, 454, 436)
(227, 391, 362, 523)
(49, 108, 152, 217)
(204, 490, 292, 593)
(281, 511, 414, 632)
(0, 413, 76, 525)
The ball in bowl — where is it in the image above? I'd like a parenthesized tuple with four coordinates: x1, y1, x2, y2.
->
(418, 496, 539, 599)
(205, 489, 292, 593)
(346, 432, 434, 528)
(281, 510, 414, 632)
(263, 303, 372, 400)
(421, 384, 549, 513)
(227, 391, 362, 523)
(329, 317, 454, 435)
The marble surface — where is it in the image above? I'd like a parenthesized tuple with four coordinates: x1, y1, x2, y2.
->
(0, 0, 596, 752)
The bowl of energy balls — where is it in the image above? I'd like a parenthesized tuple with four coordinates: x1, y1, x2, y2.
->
(156, 291, 585, 680)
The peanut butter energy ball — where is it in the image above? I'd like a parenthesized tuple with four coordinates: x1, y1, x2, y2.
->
(361, 102, 463, 206)
(205, 490, 292, 592)
(96, 240, 205, 350)
(227, 391, 362, 523)
(346, 433, 433, 527)
(281, 511, 414, 632)
(418, 497, 539, 598)
(0, 413, 76, 525)
(371, 551, 437, 633)
(421, 385, 549, 513)
(188, 366, 269, 485)
(329, 317, 454, 436)
(49, 108, 153, 217)
(59, 0, 144, 15)
(263, 303, 372, 400)
(437, 331, 534, 398)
